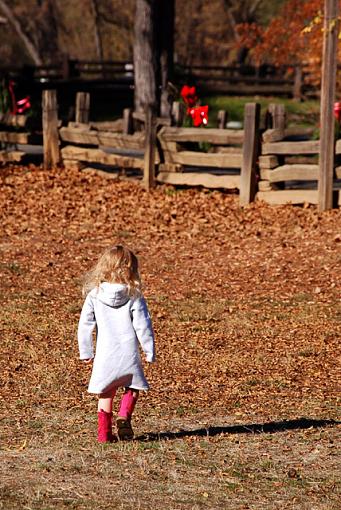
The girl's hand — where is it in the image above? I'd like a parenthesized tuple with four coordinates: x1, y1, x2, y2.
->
(82, 358, 93, 364)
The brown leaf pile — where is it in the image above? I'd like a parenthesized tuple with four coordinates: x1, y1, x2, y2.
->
(0, 164, 340, 444)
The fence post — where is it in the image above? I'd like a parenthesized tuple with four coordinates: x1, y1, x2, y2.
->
(171, 101, 185, 127)
(318, 0, 339, 211)
(42, 90, 60, 170)
(217, 110, 228, 129)
(144, 107, 157, 190)
(123, 108, 133, 134)
(293, 65, 303, 101)
(240, 102, 260, 206)
(268, 103, 286, 132)
(75, 92, 90, 124)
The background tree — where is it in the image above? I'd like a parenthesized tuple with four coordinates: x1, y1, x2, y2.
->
(133, 0, 158, 113)
(0, 0, 287, 67)
(235, 0, 336, 86)
(157, 0, 175, 117)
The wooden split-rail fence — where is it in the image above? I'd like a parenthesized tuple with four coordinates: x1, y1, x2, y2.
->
(0, 90, 340, 208)
(0, 112, 42, 163)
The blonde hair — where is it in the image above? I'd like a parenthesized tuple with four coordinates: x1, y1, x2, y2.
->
(83, 245, 141, 296)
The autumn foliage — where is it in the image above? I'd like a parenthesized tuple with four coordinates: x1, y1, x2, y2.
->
(236, 0, 341, 85)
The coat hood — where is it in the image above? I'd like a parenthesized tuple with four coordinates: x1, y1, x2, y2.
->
(91, 282, 130, 308)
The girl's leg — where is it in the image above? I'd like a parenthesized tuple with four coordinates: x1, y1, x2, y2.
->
(98, 388, 116, 413)
(97, 389, 116, 443)
(116, 388, 139, 441)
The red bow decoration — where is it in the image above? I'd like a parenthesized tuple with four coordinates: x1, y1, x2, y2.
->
(180, 85, 198, 107)
(16, 96, 31, 114)
(7, 80, 31, 115)
(187, 105, 209, 127)
(334, 102, 341, 123)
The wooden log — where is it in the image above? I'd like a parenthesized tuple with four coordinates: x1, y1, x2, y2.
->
(158, 162, 184, 173)
(284, 126, 315, 138)
(262, 140, 320, 155)
(60, 127, 146, 151)
(171, 101, 185, 127)
(285, 155, 318, 164)
(335, 166, 341, 178)
(213, 146, 243, 154)
(0, 131, 42, 144)
(0, 112, 27, 127)
(263, 126, 315, 143)
(262, 129, 285, 143)
(68, 120, 123, 132)
(157, 171, 240, 189)
(63, 159, 86, 171)
(132, 111, 171, 127)
(123, 108, 133, 135)
(157, 135, 180, 159)
(67, 122, 90, 130)
(256, 190, 319, 205)
(240, 102, 261, 206)
(144, 108, 157, 190)
(318, 0, 339, 211)
(59, 126, 99, 145)
(334, 139, 341, 154)
(42, 89, 60, 169)
(268, 103, 286, 131)
(90, 119, 123, 132)
(98, 131, 145, 150)
(259, 155, 279, 169)
(158, 126, 244, 145)
(258, 180, 280, 192)
(0, 150, 25, 163)
(163, 150, 243, 168)
(61, 145, 144, 169)
(261, 164, 319, 182)
(217, 110, 228, 129)
(75, 92, 90, 124)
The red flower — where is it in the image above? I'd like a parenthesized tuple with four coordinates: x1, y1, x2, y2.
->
(334, 102, 341, 123)
(187, 105, 209, 127)
(180, 85, 198, 107)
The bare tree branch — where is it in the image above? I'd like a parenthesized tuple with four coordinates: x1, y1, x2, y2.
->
(0, 0, 42, 65)
(89, 0, 104, 60)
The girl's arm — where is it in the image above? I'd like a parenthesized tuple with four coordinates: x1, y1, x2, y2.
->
(131, 295, 156, 362)
(78, 294, 96, 360)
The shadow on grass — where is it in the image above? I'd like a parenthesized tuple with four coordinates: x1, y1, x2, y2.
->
(136, 418, 340, 442)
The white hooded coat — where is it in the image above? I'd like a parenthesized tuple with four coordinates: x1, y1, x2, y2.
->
(78, 282, 155, 394)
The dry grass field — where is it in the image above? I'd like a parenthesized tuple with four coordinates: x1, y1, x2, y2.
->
(0, 164, 340, 509)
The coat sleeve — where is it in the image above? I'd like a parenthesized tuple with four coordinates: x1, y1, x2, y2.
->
(131, 295, 156, 362)
(78, 294, 96, 359)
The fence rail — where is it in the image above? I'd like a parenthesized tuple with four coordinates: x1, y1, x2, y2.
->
(0, 59, 328, 98)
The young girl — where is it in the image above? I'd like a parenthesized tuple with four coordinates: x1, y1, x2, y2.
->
(78, 245, 155, 443)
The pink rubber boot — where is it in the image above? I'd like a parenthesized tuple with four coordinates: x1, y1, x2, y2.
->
(97, 409, 114, 443)
(117, 389, 139, 440)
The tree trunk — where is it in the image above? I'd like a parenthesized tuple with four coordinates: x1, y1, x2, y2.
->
(133, 0, 159, 113)
(157, 0, 175, 118)
(0, 0, 42, 65)
(90, 0, 104, 60)
(37, 0, 60, 63)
